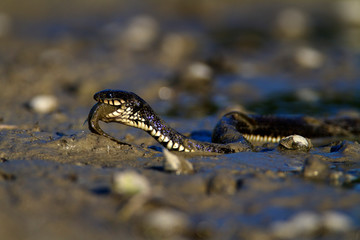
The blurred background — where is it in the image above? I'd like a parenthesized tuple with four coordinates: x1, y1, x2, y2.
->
(1, 0, 360, 129)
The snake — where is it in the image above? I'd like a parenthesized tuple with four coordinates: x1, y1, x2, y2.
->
(87, 89, 360, 154)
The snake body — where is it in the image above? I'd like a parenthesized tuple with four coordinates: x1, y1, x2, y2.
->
(88, 89, 360, 154)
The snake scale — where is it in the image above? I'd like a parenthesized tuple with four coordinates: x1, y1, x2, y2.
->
(87, 89, 360, 154)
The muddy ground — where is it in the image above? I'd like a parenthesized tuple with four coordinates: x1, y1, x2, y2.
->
(1, 0, 360, 239)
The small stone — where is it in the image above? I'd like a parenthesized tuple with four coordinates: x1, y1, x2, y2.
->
(272, 211, 354, 238)
(322, 211, 354, 232)
(271, 211, 321, 238)
(279, 135, 312, 151)
(163, 149, 194, 175)
(295, 88, 320, 102)
(121, 15, 159, 51)
(139, 208, 190, 239)
(294, 47, 324, 69)
(329, 171, 345, 186)
(29, 95, 58, 114)
(160, 33, 197, 66)
(335, 0, 360, 25)
(207, 172, 238, 195)
(275, 8, 310, 39)
(183, 62, 213, 82)
(112, 170, 151, 197)
(302, 157, 330, 180)
(158, 86, 174, 101)
(344, 173, 358, 183)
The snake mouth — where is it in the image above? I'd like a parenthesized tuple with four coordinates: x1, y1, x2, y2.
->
(93, 90, 132, 119)
(93, 100, 129, 119)
(93, 95, 151, 131)
(93, 89, 145, 120)
(100, 104, 148, 129)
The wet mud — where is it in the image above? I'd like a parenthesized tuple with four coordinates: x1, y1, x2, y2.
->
(1, 122, 360, 239)
(1, 0, 360, 239)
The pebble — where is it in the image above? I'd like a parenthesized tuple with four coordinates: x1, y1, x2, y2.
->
(163, 149, 194, 175)
(274, 8, 310, 39)
(344, 173, 358, 183)
(271, 211, 321, 238)
(139, 208, 190, 239)
(158, 86, 174, 101)
(302, 157, 330, 180)
(295, 88, 320, 102)
(183, 62, 213, 83)
(207, 172, 238, 195)
(294, 47, 324, 69)
(121, 15, 159, 51)
(271, 211, 353, 238)
(279, 135, 312, 151)
(112, 170, 151, 197)
(29, 95, 58, 114)
(160, 33, 197, 66)
(335, 0, 360, 25)
(329, 171, 345, 186)
(322, 211, 354, 232)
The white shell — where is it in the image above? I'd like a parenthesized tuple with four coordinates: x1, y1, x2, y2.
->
(29, 95, 58, 114)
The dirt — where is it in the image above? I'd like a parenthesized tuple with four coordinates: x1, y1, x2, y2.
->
(1, 1, 360, 239)
(1, 121, 360, 240)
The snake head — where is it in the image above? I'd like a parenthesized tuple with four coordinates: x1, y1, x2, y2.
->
(94, 89, 145, 109)
(93, 89, 151, 129)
